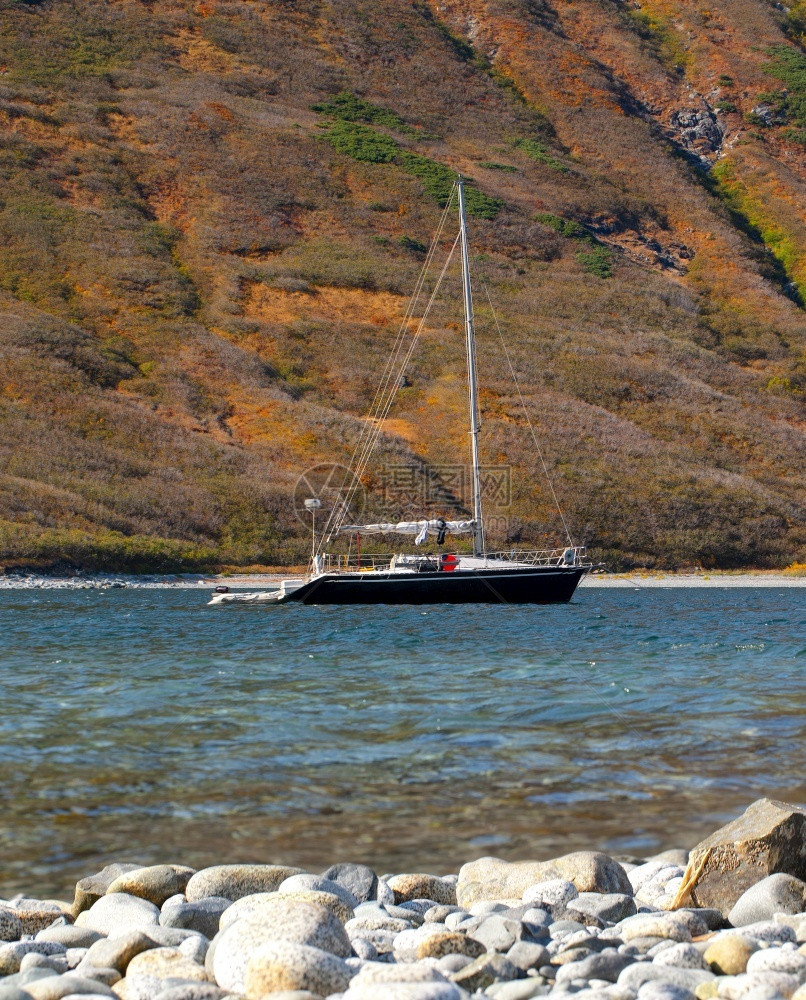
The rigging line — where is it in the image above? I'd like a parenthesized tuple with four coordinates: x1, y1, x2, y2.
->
(479, 277, 575, 548)
(320, 230, 462, 550)
(316, 185, 455, 530)
(316, 190, 458, 547)
(358, 189, 454, 430)
(325, 230, 462, 545)
(328, 192, 454, 500)
(344, 188, 457, 484)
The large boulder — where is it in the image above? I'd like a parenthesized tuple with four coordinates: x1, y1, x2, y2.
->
(673, 799, 806, 916)
(456, 853, 631, 908)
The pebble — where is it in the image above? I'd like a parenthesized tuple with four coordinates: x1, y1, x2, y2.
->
(705, 936, 759, 975)
(729, 878, 806, 929)
(616, 915, 693, 943)
(244, 940, 353, 996)
(653, 944, 708, 970)
(153, 987, 230, 1000)
(34, 929, 102, 951)
(569, 894, 638, 925)
(160, 897, 232, 938)
(387, 876, 457, 907)
(415, 930, 484, 960)
(25, 974, 115, 998)
(106, 865, 195, 908)
(469, 914, 524, 952)
(555, 951, 635, 983)
(321, 863, 378, 904)
(506, 940, 549, 971)
(184, 864, 305, 903)
(278, 875, 358, 911)
(0, 942, 67, 976)
(81, 930, 155, 973)
(124, 945, 209, 1000)
(220, 890, 352, 930)
(745, 948, 806, 979)
(717, 972, 801, 999)
(0, 912, 23, 945)
(730, 924, 798, 946)
(638, 984, 696, 1000)
(451, 951, 518, 991)
(18, 954, 68, 976)
(343, 984, 463, 999)
(71, 863, 143, 916)
(523, 880, 579, 913)
(75, 894, 159, 937)
(620, 965, 716, 990)
(213, 900, 350, 991)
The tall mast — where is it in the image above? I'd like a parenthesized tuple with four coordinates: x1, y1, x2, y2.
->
(457, 176, 484, 557)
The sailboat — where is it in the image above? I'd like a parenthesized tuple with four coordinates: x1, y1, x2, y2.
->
(210, 177, 591, 606)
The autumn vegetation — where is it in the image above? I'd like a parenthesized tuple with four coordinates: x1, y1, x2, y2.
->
(0, 0, 804, 572)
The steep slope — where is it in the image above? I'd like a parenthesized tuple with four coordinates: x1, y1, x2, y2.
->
(0, 0, 803, 570)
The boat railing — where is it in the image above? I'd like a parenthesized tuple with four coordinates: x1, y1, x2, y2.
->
(483, 546, 589, 567)
(316, 546, 588, 574)
(319, 552, 398, 573)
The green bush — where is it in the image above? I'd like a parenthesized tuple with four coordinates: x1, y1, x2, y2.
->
(576, 245, 613, 278)
(311, 91, 412, 133)
(762, 45, 806, 128)
(716, 100, 738, 113)
(323, 120, 398, 163)
(513, 138, 566, 172)
(398, 235, 427, 253)
(534, 212, 589, 240)
(479, 161, 517, 172)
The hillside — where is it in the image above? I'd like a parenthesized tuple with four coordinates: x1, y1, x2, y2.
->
(0, 0, 804, 571)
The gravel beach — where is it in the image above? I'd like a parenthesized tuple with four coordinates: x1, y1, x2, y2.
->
(1, 799, 805, 1000)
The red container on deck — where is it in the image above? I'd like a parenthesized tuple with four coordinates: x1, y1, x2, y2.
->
(440, 553, 459, 572)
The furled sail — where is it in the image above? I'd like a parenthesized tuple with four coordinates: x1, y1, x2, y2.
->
(338, 519, 475, 544)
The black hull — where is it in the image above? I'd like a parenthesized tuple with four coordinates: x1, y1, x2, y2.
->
(286, 566, 586, 605)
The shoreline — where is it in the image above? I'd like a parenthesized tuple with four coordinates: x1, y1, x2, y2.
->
(0, 570, 804, 589)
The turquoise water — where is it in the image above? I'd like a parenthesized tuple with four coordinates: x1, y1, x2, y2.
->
(0, 587, 804, 898)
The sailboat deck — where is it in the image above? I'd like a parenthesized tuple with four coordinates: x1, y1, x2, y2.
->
(319, 547, 587, 575)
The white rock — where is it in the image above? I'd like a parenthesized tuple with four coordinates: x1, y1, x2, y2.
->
(746, 947, 806, 981)
(75, 895, 159, 938)
(522, 879, 579, 911)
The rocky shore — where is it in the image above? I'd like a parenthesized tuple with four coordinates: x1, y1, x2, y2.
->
(1, 799, 804, 1000)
